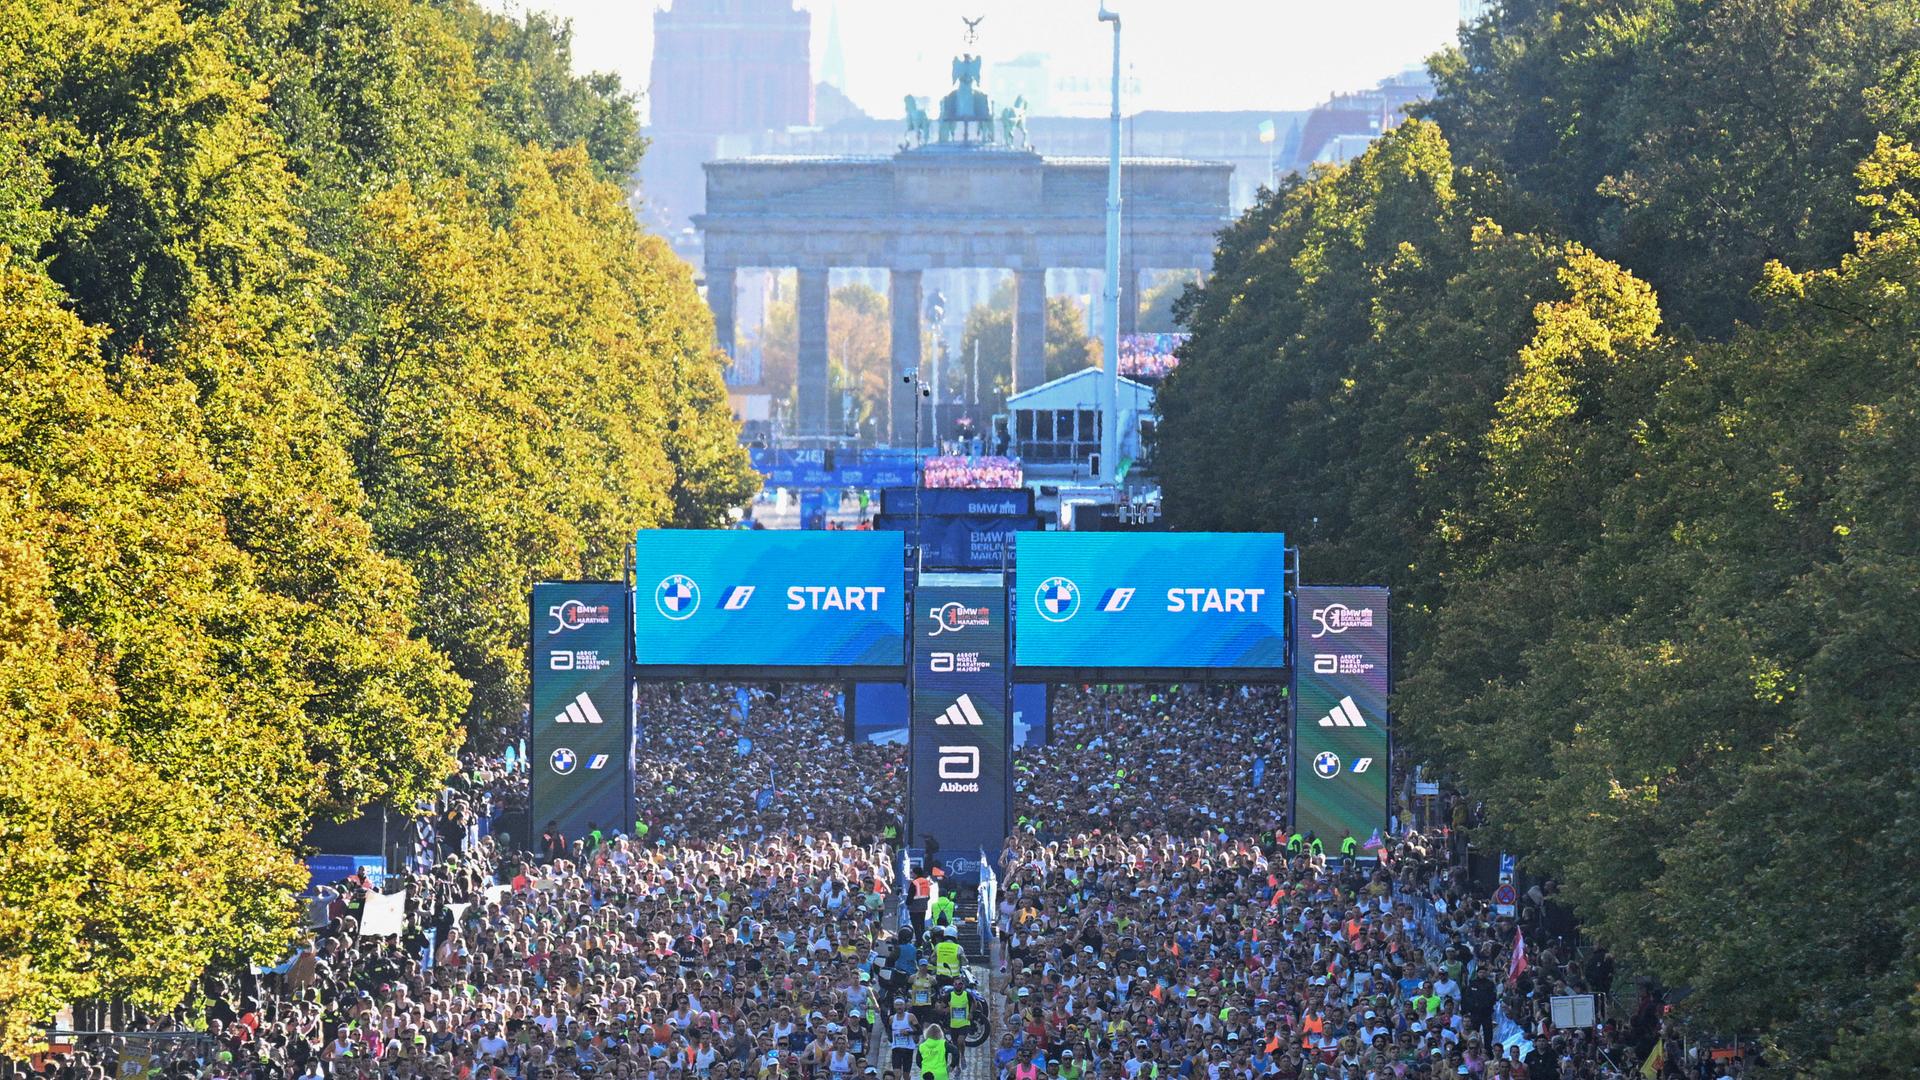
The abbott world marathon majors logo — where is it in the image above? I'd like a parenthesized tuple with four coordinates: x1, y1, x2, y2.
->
(654, 574, 700, 620)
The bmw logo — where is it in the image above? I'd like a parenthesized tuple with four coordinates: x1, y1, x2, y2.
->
(655, 574, 700, 620)
(1313, 751, 1342, 779)
(549, 747, 577, 775)
(1035, 576, 1080, 623)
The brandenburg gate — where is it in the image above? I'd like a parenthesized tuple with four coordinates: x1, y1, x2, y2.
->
(694, 42, 1233, 442)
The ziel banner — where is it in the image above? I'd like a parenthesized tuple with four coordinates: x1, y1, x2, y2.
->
(1015, 532, 1288, 672)
(632, 531, 904, 669)
(1291, 585, 1390, 853)
(530, 582, 632, 841)
(910, 572, 1010, 877)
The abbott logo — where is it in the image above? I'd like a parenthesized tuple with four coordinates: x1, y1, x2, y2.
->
(1316, 696, 1367, 728)
(935, 694, 985, 726)
(553, 692, 605, 725)
(938, 745, 981, 781)
(928, 651, 956, 673)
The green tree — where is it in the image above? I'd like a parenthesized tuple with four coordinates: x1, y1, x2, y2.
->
(1421, 0, 1920, 334)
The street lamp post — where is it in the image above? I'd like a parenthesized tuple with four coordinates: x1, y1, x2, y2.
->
(901, 369, 933, 548)
(1097, 2, 1123, 487)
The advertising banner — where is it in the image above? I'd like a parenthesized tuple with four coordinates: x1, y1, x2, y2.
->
(304, 854, 385, 894)
(749, 448, 920, 490)
(530, 582, 632, 840)
(859, 680, 1044, 747)
(880, 487, 1033, 518)
(873, 513, 1042, 569)
(1291, 585, 1390, 852)
(633, 531, 905, 668)
(910, 572, 1010, 874)
(1014, 532, 1289, 671)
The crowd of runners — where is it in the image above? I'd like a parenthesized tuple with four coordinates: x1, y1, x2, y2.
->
(14, 684, 1709, 1080)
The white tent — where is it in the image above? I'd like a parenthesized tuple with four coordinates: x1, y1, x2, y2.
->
(1003, 367, 1155, 467)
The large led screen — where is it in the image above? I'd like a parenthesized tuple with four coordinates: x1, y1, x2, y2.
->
(1014, 532, 1288, 670)
(633, 530, 905, 667)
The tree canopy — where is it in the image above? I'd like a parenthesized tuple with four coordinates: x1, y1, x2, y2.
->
(0, 0, 751, 1050)
(1157, 3, 1920, 1071)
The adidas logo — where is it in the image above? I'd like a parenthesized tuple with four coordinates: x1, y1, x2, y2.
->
(554, 691, 605, 725)
(935, 694, 985, 726)
(1316, 696, 1367, 728)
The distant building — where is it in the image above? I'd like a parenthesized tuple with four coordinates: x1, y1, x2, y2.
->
(642, 0, 813, 255)
(990, 53, 1052, 115)
(649, 0, 811, 134)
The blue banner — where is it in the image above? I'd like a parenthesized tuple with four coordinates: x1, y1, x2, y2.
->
(880, 487, 1032, 517)
(1012, 682, 1048, 748)
(750, 448, 921, 490)
(1014, 533, 1289, 670)
(852, 681, 909, 744)
(911, 572, 1010, 872)
(1291, 585, 1390, 852)
(531, 581, 633, 839)
(634, 530, 905, 668)
(304, 854, 385, 894)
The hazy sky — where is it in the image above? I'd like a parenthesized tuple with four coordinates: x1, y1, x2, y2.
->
(491, 0, 1466, 123)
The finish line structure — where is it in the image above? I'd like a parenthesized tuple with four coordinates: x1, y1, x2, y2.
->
(530, 530, 1389, 875)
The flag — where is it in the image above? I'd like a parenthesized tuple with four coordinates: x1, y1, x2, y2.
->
(734, 687, 752, 719)
(1258, 118, 1276, 144)
(1507, 925, 1528, 986)
(1640, 1040, 1665, 1078)
(735, 736, 753, 757)
(1363, 828, 1384, 851)
(1251, 757, 1267, 789)
(756, 762, 776, 811)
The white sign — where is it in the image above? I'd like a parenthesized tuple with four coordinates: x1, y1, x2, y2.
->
(1550, 994, 1597, 1029)
(360, 889, 408, 937)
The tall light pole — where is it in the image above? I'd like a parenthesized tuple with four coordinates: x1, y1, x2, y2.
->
(1097, 2, 1122, 487)
(902, 370, 932, 544)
